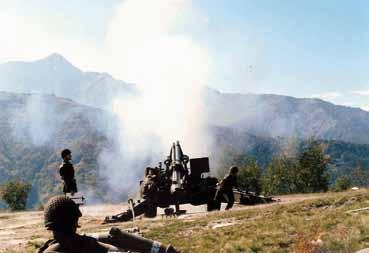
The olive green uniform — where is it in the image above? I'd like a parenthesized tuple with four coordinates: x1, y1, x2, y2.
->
(214, 173, 238, 210)
(59, 161, 78, 194)
(38, 235, 118, 253)
(38, 196, 179, 253)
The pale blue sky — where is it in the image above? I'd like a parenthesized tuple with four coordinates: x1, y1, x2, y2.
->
(2, 0, 369, 109)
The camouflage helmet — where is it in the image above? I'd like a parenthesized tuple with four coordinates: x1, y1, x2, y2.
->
(229, 166, 239, 174)
(44, 195, 81, 232)
(61, 149, 71, 159)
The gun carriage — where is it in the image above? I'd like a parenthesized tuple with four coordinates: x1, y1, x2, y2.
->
(104, 141, 274, 223)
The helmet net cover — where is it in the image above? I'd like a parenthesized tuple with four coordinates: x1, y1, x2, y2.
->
(44, 195, 82, 232)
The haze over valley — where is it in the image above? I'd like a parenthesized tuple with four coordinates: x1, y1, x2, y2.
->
(0, 55, 369, 206)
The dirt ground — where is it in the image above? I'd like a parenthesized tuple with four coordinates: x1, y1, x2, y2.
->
(0, 193, 326, 252)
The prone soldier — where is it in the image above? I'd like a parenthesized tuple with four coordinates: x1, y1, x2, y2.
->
(214, 166, 239, 210)
(59, 149, 78, 195)
(38, 195, 180, 253)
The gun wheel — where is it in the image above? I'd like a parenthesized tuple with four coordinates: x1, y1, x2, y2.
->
(144, 204, 157, 218)
(207, 200, 220, 211)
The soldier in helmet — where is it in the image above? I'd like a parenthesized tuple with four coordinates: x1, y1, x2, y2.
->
(141, 167, 159, 199)
(214, 166, 239, 210)
(59, 149, 77, 195)
(38, 195, 180, 253)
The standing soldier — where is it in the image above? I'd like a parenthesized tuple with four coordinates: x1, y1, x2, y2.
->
(214, 166, 239, 210)
(38, 195, 180, 253)
(59, 149, 77, 195)
(141, 167, 159, 199)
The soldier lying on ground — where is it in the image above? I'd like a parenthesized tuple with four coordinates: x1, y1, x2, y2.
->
(214, 166, 239, 210)
(59, 149, 78, 195)
(38, 195, 180, 253)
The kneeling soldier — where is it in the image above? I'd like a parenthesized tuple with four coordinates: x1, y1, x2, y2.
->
(214, 166, 239, 210)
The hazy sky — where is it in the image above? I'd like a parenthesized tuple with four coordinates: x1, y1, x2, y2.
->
(1, 0, 369, 110)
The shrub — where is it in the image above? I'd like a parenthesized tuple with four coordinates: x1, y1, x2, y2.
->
(238, 159, 262, 194)
(334, 176, 351, 192)
(0, 180, 31, 211)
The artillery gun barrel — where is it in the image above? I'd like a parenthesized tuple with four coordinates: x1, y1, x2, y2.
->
(175, 141, 183, 163)
(171, 142, 176, 164)
(169, 141, 187, 193)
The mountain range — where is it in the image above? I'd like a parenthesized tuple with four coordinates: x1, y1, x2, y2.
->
(206, 89, 369, 144)
(1, 54, 369, 206)
(3, 54, 369, 144)
(0, 53, 136, 109)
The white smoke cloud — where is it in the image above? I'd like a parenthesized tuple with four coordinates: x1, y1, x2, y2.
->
(1, 0, 214, 199)
(11, 94, 58, 147)
(98, 0, 213, 195)
(106, 0, 213, 153)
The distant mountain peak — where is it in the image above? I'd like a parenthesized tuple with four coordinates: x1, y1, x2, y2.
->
(47, 52, 64, 59)
(34, 53, 82, 75)
(40, 53, 71, 65)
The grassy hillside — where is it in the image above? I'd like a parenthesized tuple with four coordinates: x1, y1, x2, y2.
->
(4, 189, 369, 252)
(144, 190, 369, 253)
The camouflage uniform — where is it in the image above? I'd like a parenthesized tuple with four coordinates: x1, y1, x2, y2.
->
(59, 161, 77, 194)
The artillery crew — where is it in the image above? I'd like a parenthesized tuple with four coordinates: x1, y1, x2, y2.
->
(59, 149, 78, 195)
(215, 166, 239, 210)
(38, 195, 180, 253)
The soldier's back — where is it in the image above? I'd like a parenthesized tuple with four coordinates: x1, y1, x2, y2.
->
(219, 174, 234, 189)
(38, 234, 118, 253)
(59, 161, 74, 179)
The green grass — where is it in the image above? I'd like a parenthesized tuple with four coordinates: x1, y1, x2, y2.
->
(141, 190, 369, 252)
(20, 190, 369, 252)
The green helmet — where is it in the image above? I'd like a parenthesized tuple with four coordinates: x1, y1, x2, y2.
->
(44, 195, 82, 233)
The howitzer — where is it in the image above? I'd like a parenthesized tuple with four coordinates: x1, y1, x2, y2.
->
(104, 141, 218, 223)
(104, 141, 276, 224)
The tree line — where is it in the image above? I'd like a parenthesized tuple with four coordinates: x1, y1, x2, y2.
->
(221, 138, 368, 195)
(1, 138, 367, 211)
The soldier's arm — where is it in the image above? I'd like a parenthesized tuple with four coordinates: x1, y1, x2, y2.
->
(221, 174, 231, 186)
(94, 227, 180, 253)
(59, 167, 65, 180)
(234, 176, 238, 189)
